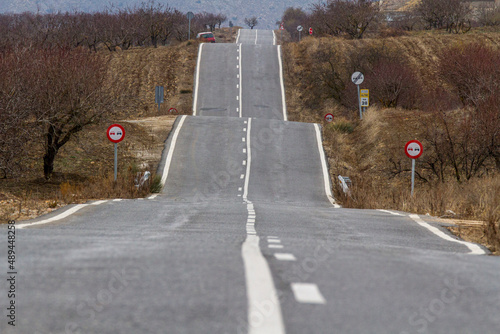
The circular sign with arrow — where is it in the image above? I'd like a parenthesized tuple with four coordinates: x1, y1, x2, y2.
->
(324, 113, 334, 123)
(405, 140, 423, 159)
(107, 124, 125, 143)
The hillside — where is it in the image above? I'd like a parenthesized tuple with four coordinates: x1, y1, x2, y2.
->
(282, 30, 500, 252)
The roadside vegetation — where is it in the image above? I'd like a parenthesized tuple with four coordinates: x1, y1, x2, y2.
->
(281, 0, 500, 253)
(0, 1, 236, 222)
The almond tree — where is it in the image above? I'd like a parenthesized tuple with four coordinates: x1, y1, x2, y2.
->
(417, 0, 472, 33)
(244, 17, 258, 29)
(0, 49, 32, 178)
(311, 0, 379, 39)
(26, 48, 115, 179)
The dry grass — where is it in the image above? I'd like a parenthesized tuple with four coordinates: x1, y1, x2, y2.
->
(0, 39, 201, 222)
(0, 27, 240, 223)
(283, 31, 500, 253)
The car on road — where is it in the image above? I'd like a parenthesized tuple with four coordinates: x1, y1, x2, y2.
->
(196, 32, 216, 43)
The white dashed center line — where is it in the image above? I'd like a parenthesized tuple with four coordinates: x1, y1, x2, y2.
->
(291, 283, 326, 304)
(274, 253, 297, 261)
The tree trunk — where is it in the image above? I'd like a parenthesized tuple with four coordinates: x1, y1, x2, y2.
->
(43, 147, 57, 180)
(43, 126, 59, 180)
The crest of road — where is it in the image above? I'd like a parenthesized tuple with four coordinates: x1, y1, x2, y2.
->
(3, 29, 499, 334)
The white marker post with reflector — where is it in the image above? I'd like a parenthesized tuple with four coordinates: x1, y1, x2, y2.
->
(405, 140, 423, 196)
(107, 124, 126, 181)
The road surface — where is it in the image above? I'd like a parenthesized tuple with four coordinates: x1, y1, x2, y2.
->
(1, 29, 499, 334)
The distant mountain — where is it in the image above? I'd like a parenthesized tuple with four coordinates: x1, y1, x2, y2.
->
(0, 0, 319, 29)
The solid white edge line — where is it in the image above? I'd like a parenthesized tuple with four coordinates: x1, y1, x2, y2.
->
(17, 204, 88, 229)
(236, 28, 241, 44)
(377, 209, 404, 216)
(161, 115, 187, 186)
(239, 43, 243, 117)
(277, 46, 288, 122)
(148, 194, 159, 200)
(273, 30, 276, 45)
(409, 214, 486, 255)
(255, 29, 258, 44)
(192, 43, 204, 115)
(291, 283, 326, 304)
(314, 124, 340, 208)
(243, 118, 252, 201)
(90, 200, 107, 206)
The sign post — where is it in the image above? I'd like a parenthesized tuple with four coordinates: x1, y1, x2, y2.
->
(351, 72, 365, 120)
(187, 12, 194, 40)
(405, 140, 423, 196)
(155, 86, 164, 113)
(297, 25, 303, 42)
(107, 124, 126, 182)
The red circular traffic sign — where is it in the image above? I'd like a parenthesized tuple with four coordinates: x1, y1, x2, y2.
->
(168, 108, 178, 113)
(107, 124, 125, 143)
(324, 113, 334, 123)
(405, 140, 423, 159)
(309, 27, 313, 35)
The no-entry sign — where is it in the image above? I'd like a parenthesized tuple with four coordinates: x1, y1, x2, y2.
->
(107, 124, 125, 143)
(324, 113, 334, 122)
(405, 140, 423, 159)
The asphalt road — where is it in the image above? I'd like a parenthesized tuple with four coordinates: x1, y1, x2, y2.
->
(1, 29, 499, 334)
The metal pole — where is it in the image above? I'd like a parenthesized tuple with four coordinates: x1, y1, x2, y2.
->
(114, 143, 118, 182)
(158, 102, 161, 113)
(299, 31, 301, 42)
(411, 159, 415, 196)
(281, 29, 283, 45)
(357, 84, 362, 120)
(188, 18, 191, 40)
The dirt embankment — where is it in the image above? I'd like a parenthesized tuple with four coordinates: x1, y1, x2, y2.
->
(282, 31, 500, 254)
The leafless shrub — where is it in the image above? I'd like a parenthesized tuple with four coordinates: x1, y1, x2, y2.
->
(310, 0, 379, 39)
(364, 58, 422, 109)
(438, 43, 500, 108)
(416, 0, 472, 33)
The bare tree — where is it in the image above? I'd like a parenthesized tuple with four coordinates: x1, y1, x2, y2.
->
(416, 0, 472, 33)
(216, 14, 227, 29)
(244, 17, 258, 29)
(0, 49, 32, 178)
(25, 48, 115, 179)
(311, 0, 379, 39)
